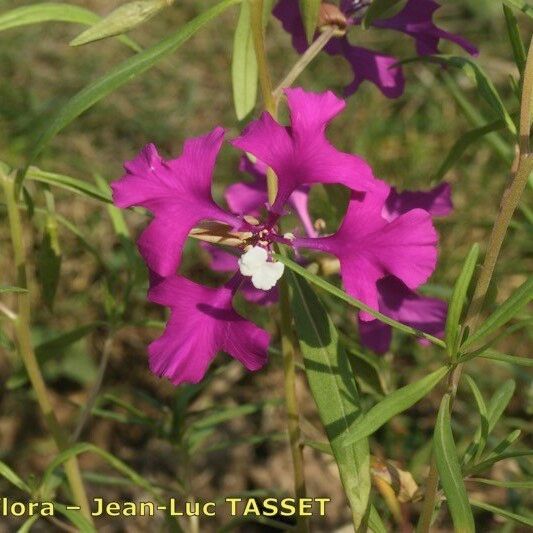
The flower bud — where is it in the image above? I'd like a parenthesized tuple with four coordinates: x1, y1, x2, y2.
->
(70, 0, 173, 47)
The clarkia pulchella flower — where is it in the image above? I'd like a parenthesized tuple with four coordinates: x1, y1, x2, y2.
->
(112, 88, 447, 385)
(273, 0, 477, 98)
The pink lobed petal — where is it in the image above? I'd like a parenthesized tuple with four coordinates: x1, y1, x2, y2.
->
(148, 274, 269, 386)
(294, 182, 438, 320)
(111, 128, 240, 277)
(232, 88, 376, 213)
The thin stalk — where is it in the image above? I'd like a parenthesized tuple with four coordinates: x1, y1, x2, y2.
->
(279, 278, 308, 532)
(71, 333, 114, 443)
(250, 0, 277, 205)
(0, 171, 93, 524)
(273, 26, 336, 100)
(416, 37, 533, 533)
(250, 4, 308, 531)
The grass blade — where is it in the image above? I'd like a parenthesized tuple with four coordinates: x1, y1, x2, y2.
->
(28, 0, 241, 169)
(288, 272, 371, 529)
(470, 500, 533, 527)
(445, 243, 480, 357)
(341, 366, 448, 446)
(231, 1, 258, 120)
(274, 253, 445, 347)
(299, 0, 320, 43)
(434, 394, 475, 533)
(463, 277, 533, 348)
(0, 2, 140, 51)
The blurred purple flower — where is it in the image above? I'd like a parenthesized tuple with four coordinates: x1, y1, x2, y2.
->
(273, 0, 477, 98)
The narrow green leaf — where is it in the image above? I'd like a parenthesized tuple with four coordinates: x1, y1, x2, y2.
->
(470, 500, 533, 527)
(469, 477, 533, 489)
(28, 0, 241, 168)
(467, 449, 531, 476)
(463, 375, 488, 464)
(463, 277, 533, 348)
(434, 394, 475, 533)
(16, 515, 41, 533)
(445, 243, 480, 357)
(288, 272, 370, 529)
(53, 503, 95, 532)
(363, 0, 402, 28)
(274, 253, 446, 347)
(232, 1, 258, 120)
(341, 366, 449, 446)
(0, 3, 140, 52)
(27, 167, 112, 203)
(434, 120, 506, 181)
(401, 55, 517, 134)
(503, 5, 527, 75)
(94, 175, 129, 236)
(36, 219, 61, 311)
(0, 285, 27, 293)
(368, 505, 388, 533)
(299, 0, 320, 43)
(35, 323, 103, 360)
(0, 461, 31, 493)
(476, 349, 533, 367)
(486, 379, 515, 433)
(8, 323, 103, 389)
(41, 442, 161, 500)
(503, 0, 533, 17)
(70, 0, 169, 47)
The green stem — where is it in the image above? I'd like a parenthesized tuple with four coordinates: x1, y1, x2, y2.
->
(250, 0, 277, 205)
(416, 37, 533, 533)
(0, 172, 93, 524)
(273, 26, 336, 100)
(250, 3, 308, 530)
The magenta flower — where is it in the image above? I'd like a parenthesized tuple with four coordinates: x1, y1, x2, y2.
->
(112, 87, 443, 384)
(226, 156, 318, 237)
(112, 127, 240, 277)
(358, 182, 453, 352)
(293, 181, 438, 320)
(148, 273, 270, 385)
(273, 0, 477, 98)
(232, 87, 376, 213)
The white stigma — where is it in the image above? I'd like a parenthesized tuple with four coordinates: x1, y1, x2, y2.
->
(238, 246, 285, 291)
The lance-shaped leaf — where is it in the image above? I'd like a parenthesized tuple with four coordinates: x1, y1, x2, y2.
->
(434, 394, 475, 533)
(0, 2, 140, 51)
(37, 215, 61, 311)
(445, 243, 479, 357)
(232, 1, 258, 120)
(299, 0, 320, 43)
(70, 0, 170, 46)
(463, 277, 533, 348)
(28, 0, 241, 170)
(288, 272, 371, 529)
(341, 366, 448, 446)
(470, 500, 533, 528)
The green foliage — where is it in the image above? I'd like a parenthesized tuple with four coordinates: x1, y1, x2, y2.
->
(299, 0, 320, 44)
(445, 243, 480, 357)
(28, 0, 242, 170)
(434, 394, 475, 533)
(341, 366, 449, 446)
(70, 0, 170, 47)
(232, 1, 258, 119)
(288, 272, 371, 529)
